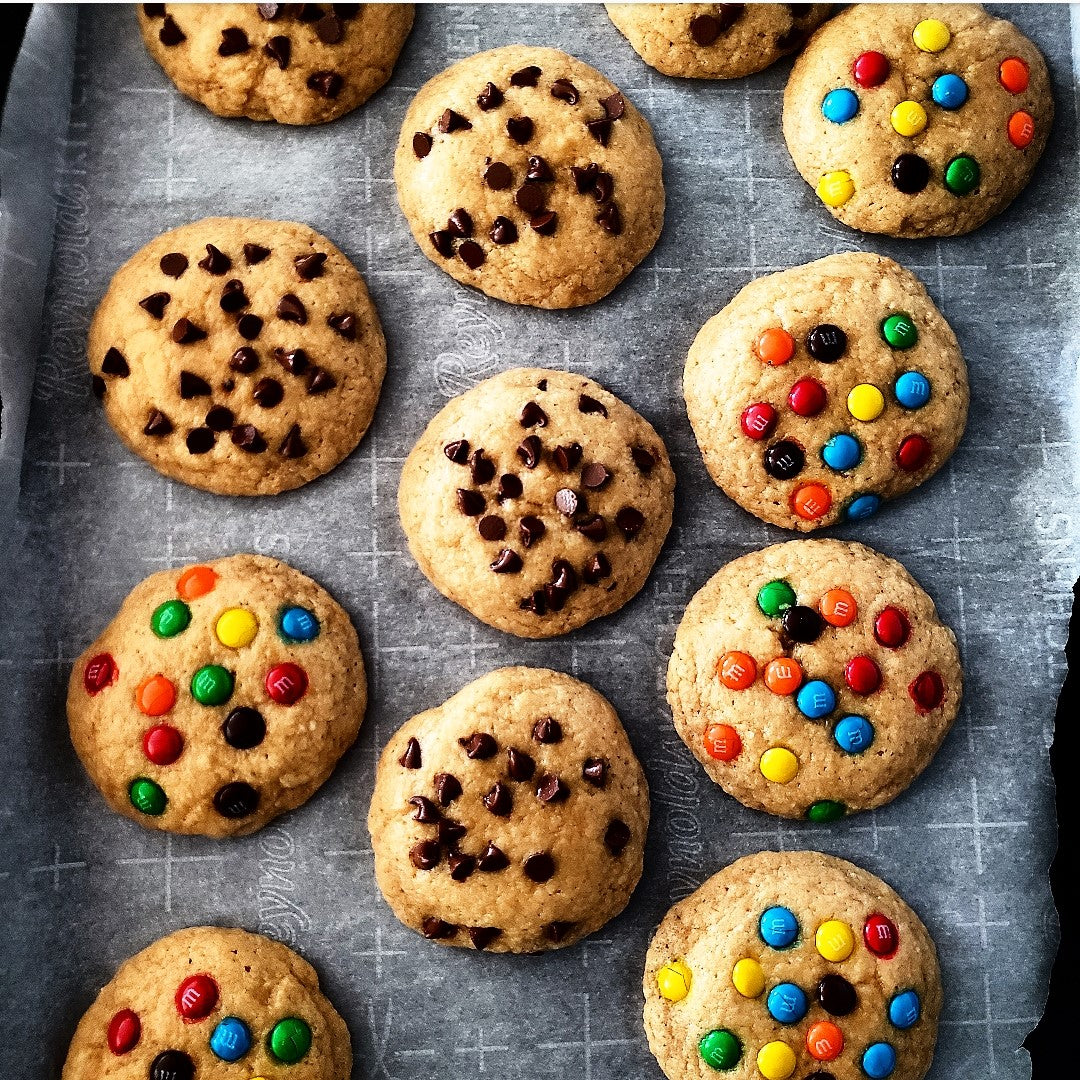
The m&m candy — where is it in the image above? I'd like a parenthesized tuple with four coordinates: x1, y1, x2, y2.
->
(817, 170, 854, 208)
(764, 441, 805, 480)
(280, 606, 320, 643)
(807, 799, 846, 823)
(150, 1050, 194, 1080)
(796, 679, 835, 719)
(176, 564, 217, 600)
(266, 662, 309, 705)
(874, 606, 910, 648)
(757, 580, 796, 617)
(765, 658, 802, 696)
(760, 747, 799, 784)
(806, 1020, 844, 1061)
(129, 777, 167, 816)
(767, 982, 809, 1024)
(853, 50, 889, 88)
(214, 781, 260, 819)
(781, 605, 823, 643)
(137, 674, 177, 717)
(755, 327, 795, 366)
(757, 1040, 797, 1080)
(862, 1042, 898, 1078)
(896, 434, 931, 472)
(222, 706, 266, 750)
(176, 973, 219, 1020)
(699, 1029, 741, 1070)
(152, 599, 191, 638)
(931, 73, 968, 109)
(1008, 111, 1035, 149)
(816, 920, 855, 962)
(718, 651, 756, 690)
(216, 608, 258, 649)
(657, 960, 692, 1001)
(864, 912, 899, 957)
(741, 402, 778, 440)
(817, 973, 858, 1015)
(819, 589, 856, 627)
(834, 714, 875, 754)
(84, 653, 117, 694)
(760, 906, 799, 948)
(210, 1017, 252, 1062)
(909, 670, 945, 710)
(143, 724, 184, 766)
(822, 433, 861, 472)
(889, 989, 922, 1029)
(844, 655, 881, 694)
(107, 1009, 141, 1055)
(704, 723, 742, 762)
(731, 957, 765, 998)
(894, 371, 931, 409)
(881, 313, 918, 349)
(191, 665, 234, 706)
(788, 378, 827, 417)
(999, 56, 1029, 94)
(791, 483, 832, 521)
(268, 1017, 313, 1064)
(822, 87, 859, 124)
(846, 493, 882, 521)
(913, 18, 950, 53)
(806, 323, 847, 362)
(847, 383, 885, 422)
(891, 153, 930, 194)
(944, 154, 980, 195)
(890, 100, 927, 137)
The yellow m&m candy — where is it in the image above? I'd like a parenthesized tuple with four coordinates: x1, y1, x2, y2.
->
(891, 100, 927, 137)
(757, 1040, 797, 1080)
(732, 957, 765, 998)
(816, 170, 854, 208)
(216, 608, 258, 648)
(657, 960, 692, 1001)
(847, 384, 885, 422)
(760, 747, 799, 784)
(913, 18, 950, 52)
(815, 920, 856, 962)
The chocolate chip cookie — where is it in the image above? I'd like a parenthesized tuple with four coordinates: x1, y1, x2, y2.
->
(67, 554, 366, 837)
(89, 217, 386, 495)
(684, 252, 968, 531)
(398, 367, 676, 637)
(667, 539, 962, 820)
(606, 3, 831, 79)
(395, 45, 665, 307)
(62, 926, 352, 1079)
(367, 666, 650, 953)
(644, 850, 942, 1080)
(783, 3, 1052, 236)
(138, 3, 414, 125)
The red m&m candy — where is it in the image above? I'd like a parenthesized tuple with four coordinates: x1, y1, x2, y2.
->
(84, 653, 117, 695)
(909, 670, 945, 711)
(844, 656, 881, 695)
(705, 723, 742, 762)
(896, 434, 931, 472)
(176, 974, 219, 1021)
(143, 724, 184, 766)
(741, 402, 778, 440)
(853, 50, 890, 88)
(873, 607, 910, 648)
(107, 1009, 141, 1055)
(266, 662, 308, 705)
(864, 912, 899, 958)
(788, 378, 828, 417)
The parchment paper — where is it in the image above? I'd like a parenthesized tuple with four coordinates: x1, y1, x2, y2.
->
(1, 4, 1078, 1078)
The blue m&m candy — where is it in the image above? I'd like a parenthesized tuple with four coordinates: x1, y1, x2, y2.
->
(796, 680, 836, 719)
(822, 88, 859, 124)
(834, 714, 875, 754)
(822, 433, 862, 472)
(862, 1042, 897, 1078)
(280, 606, 320, 643)
(889, 990, 922, 1029)
(932, 73, 968, 109)
(760, 906, 799, 948)
(210, 1017, 252, 1062)
(894, 371, 931, 409)
(767, 982, 809, 1024)
(846, 493, 882, 521)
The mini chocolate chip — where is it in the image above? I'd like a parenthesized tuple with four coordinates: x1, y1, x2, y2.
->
(532, 717, 562, 744)
(219, 280, 249, 313)
(277, 293, 307, 323)
(507, 747, 536, 781)
(172, 318, 207, 344)
(438, 108, 471, 133)
(490, 548, 523, 574)
(554, 488, 580, 516)
(604, 819, 631, 855)
(615, 506, 645, 539)
(596, 204, 623, 235)
(586, 117, 612, 145)
(230, 346, 259, 373)
(230, 424, 267, 453)
(434, 772, 461, 804)
(139, 292, 170, 319)
(601, 91, 626, 119)
(524, 853, 555, 882)
(550, 78, 578, 104)
(551, 443, 582, 471)
(517, 434, 542, 468)
(243, 243, 270, 265)
(409, 840, 440, 870)
(484, 161, 513, 190)
(519, 401, 547, 427)
(578, 394, 608, 417)
(490, 216, 518, 245)
(185, 427, 215, 454)
(514, 184, 545, 215)
(631, 446, 655, 473)
(221, 379, 235, 392)
(536, 773, 569, 804)
(307, 70, 343, 98)
(179, 371, 211, 398)
(482, 782, 512, 817)
(477, 842, 509, 871)
(583, 553, 611, 584)
(763, 440, 804, 480)
(101, 348, 130, 377)
(545, 921, 574, 943)
(469, 449, 495, 485)
(295, 252, 327, 280)
(448, 853, 476, 881)
(218, 26, 250, 55)
(506, 116, 534, 143)
(306, 367, 336, 394)
(422, 917, 454, 938)
(278, 423, 307, 458)
(438, 819, 466, 849)
(142, 3, 165, 16)
(237, 314, 263, 340)
(518, 515, 545, 548)
(457, 488, 485, 516)
(447, 208, 474, 238)
(273, 347, 309, 375)
(409, 795, 441, 824)
(576, 515, 606, 541)
(214, 781, 259, 818)
(510, 65, 541, 87)
(582, 758, 607, 787)
(159, 14, 185, 44)
(315, 12, 344, 42)
(444, 439, 470, 463)
(498, 473, 522, 500)
(159, 252, 188, 277)
(572, 163, 600, 193)
(478, 515, 506, 541)
(205, 405, 234, 431)
(327, 312, 356, 339)
(523, 155, 553, 183)
(477, 81, 503, 110)
(430, 230, 455, 258)
(264, 35, 291, 69)
(253, 377, 284, 408)
(581, 462, 611, 489)
(593, 171, 614, 203)
(198, 243, 231, 274)
(92, 375, 106, 399)
(530, 211, 557, 235)
(460, 732, 497, 759)
(257, 3, 281, 18)
(551, 559, 578, 592)
(776, 25, 806, 50)
(143, 409, 173, 436)
(467, 927, 502, 951)
(689, 13, 722, 44)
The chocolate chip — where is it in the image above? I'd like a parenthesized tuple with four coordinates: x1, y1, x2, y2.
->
(333, 4, 360, 16)
(218, 26, 249, 55)
(469, 449, 495, 485)
(490, 216, 518, 245)
(550, 78, 578, 104)
(514, 184, 545, 215)
(220, 280, 249, 313)
(277, 293, 307, 323)
(278, 423, 307, 458)
(631, 446, 655, 474)
(490, 548, 523, 574)
(448, 853, 476, 881)
(478, 515, 506, 541)
(230, 347, 259, 373)
(782, 605, 824, 644)
(593, 171, 615, 204)
(150, 1050, 193, 1080)
(521, 590, 546, 615)
(237, 314, 263, 340)
(257, 3, 281, 18)
(615, 507, 645, 539)
(586, 117, 612, 145)
(421, 917, 454, 938)
(430, 230, 455, 258)
(551, 559, 578, 592)
(583, 553, 611, 584)
(143, 409, 173, 436)
(185, 427, 215, 454)
(776, 25, 806, 50)
(578, 394, 608, 417)
(576, 515, 606, 542)
(198, 244, 230, 275)
(596, 204, 623, 235)
(159, 252, 188, 278)
(519, 157, 552, 185)
(506, 116, 534, 143)
(817, 974, 858, 1016)
(601, 91, 626, 119)
(460, 732, 497, 759)
(307, 70, 343, 98)
(689, 12, 722, 44)
(179, 371, 211, 398)
(222, 706, 265, 749)
(527, 211, 556, 236)
(142, 3, 164, 16)
(409, 795, 441, 824)
(517, 401, 547, 428)
(444, 440, 470, 464)
(532, 717, 562, 744)
(518, 515, 545, 548)
(510, 66, 541, 87)
(264, 35, 291, 69)
(467, 927, 502, 951)
(101, 348, 130, 377)
(274, 347, 309, 375)
(891, 153, 930, 195)
(544, 921, 574, 943)
(139, 292, 170, 319)
(507, 748, 536, 782)
(295, 252, 327, 280)
(477, 842, 509, 871)
(230, 424, 267, 453)
(806, 323, 847, 362)
(327, 312, 357, 340)
(582, 758, 607, 787)
(581, 463, 611, 489)
(315, 12, 344, 42)
(484, 161, 513, 190)
(482, 782, 512, 817)
(306, 367, 336, 394)
(205, 405, 234, 432)
(253, 377, 284, 407)
(546, 445, 579, 474)
(477, 81, 503, 110)
(296, 4, 324, 21)
(554, 488, 580, 516)
(434, 772, 461, 804)
(243, 243, 270, 265)
(498, 473, 522, 500)
(542, 583, 567, 612)
(457, 489, 485, 516)
(438, 108, 471, 133)
(92, 375, 106, 399)
(604, 819, 631, 855)
(172, 318, 207, 344)
(409, 840, 440, 870)
(524, 853, 555, 882)
(159, 14, 185, 45)
(517, 434, 542, 468)
(536, 773, 569, 804)
(447, 208, 474, 238)
(763, 440, 804, 480)
(572, 164, 600, 193)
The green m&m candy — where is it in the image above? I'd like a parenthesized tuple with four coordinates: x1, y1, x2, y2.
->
(129, 777, 167, 816)
(756, 580, 796, 618)
(191, 665, 234, 706)
(881, 313, 918, 350)
(151, 599, 191, 638)
(807, 799, 847, 823)
(268, 1017, 312, 1064)
(699, 1028, 741, 1070)
(944, 154, 980, 196)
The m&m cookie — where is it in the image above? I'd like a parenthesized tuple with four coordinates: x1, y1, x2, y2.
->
(67, 554, 365, 837)
(684, 253, 968, 531)
(367, 667, 649, 952)
(667, 539, 962, 819)
(644, 851, 942, 1080)
(783, 3, 1052, 236)
(61, 927, 352, 1079)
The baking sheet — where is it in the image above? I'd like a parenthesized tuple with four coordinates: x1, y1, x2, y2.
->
(2, 4, 1078, 1077)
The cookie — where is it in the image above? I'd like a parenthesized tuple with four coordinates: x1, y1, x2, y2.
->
(394, 45, 665, 308)
(398, 367, 676, 638)
(62, 926, 351, 1079)
(684, 252, 968, 531)
(67, 554, 366, 837)
(606, 4, 831, 80)
(367, 666, 650, 953)
(644, 851, 942, 1080)
(667, 539, 962, 820)
(783, 4, 1052, 236)
(89, 217, 386, 496)
(137, 3, 414, 125)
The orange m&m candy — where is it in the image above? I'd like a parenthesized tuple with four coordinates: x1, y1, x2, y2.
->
(820, 589, 857, 627)
(718, 651, 757, 690)
(806, 1021, 844, 1061)
(755, 327, 795, 366)
(136, 674, 177, 717)
(1008, 111, 1035, 149)
(999, 56, 1029, 94)
(792, 483, 832, 521)
(704, 724, 742, 762)
(177, 564, 217, 600)
(764, 657, 803, 696)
